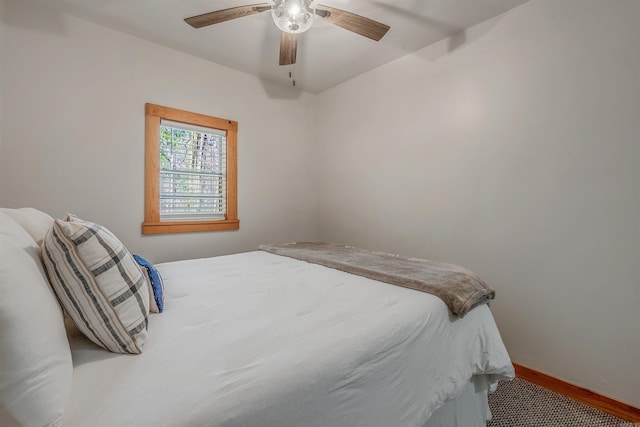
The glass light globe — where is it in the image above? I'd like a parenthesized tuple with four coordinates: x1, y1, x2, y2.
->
(271, 0, 315, 34)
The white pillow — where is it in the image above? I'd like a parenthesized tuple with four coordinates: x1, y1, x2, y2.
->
(0, 207, 54, 247)
(0, 212, 72, 427)
(41, 215, 150, 354)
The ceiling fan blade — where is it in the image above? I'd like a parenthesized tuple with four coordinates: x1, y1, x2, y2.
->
(185, 3, 271, 28)
(279, 32, 298, 66)
(315, 5, 390, 41)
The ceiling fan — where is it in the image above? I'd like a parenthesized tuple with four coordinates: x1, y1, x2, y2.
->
(184, 0, 390, 66)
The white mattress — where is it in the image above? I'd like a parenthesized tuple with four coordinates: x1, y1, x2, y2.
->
(63, 251, 514, 427)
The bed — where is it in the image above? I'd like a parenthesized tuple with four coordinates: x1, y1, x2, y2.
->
(0, 208, 514, 427)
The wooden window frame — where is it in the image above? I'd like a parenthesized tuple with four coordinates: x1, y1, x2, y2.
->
(142, 103, 239, 235)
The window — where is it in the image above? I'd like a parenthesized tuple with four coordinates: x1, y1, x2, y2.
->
(142, 103, 239, 234)
(159, 120, 227, 220)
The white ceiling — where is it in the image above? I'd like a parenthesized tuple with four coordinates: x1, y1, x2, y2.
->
(34, 0, 530, 93)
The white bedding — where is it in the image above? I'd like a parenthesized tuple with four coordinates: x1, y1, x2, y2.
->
(63, 251, 513, 427)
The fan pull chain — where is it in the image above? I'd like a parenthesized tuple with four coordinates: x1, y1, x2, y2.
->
(287, 65, 296, 87)
(291, 64, 296, 87)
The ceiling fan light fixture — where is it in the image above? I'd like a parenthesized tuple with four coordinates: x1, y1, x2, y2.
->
(185, 2, 390, 70)
(271, 0, 315, 34)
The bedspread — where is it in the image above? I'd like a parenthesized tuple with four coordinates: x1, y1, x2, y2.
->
(63, 251, 513, 427)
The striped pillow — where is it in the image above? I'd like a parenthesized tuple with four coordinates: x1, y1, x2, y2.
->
(42, 215, 149, 354)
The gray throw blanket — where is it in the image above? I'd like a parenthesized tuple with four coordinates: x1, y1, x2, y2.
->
(259, 242, 495, 317)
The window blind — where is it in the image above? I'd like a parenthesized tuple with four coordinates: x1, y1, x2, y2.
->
(159, 119, 227, 221)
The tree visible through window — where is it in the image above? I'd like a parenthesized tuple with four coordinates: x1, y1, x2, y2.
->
(143, 104, 239, 235)
(159, 121, 226, 220)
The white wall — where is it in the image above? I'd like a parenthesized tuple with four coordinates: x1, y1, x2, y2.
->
(0, 0, 319, 263)
(315, 0, 640, 407)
